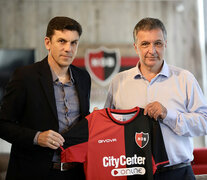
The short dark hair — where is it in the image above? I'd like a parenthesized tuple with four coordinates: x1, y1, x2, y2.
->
(46, 16, 82, 39)
(133, 17, 167, 42)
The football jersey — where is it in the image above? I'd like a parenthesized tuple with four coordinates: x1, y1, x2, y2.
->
(61, 107, 169, 180)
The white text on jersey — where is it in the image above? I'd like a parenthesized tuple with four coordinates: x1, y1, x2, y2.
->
(103, 154, 146, 168)
(98, 138, 117, 144)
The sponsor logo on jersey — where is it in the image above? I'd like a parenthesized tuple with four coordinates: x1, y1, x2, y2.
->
(103, 154, 145, 168)
(98, 138, 117, 144)
(135, 132, 149, 148)
(85, 46, 120, 86)
(111, 167, 146, 176)
(103, 155, 146, 177)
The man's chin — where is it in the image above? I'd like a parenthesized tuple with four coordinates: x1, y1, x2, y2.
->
(147, 61, 157, 66)
(61, 56, 73, 61)
(60, 63, 72, 68)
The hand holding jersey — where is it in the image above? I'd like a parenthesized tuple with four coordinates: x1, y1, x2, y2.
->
(37, 130, 65, 149)
(144, 101, 167, 120)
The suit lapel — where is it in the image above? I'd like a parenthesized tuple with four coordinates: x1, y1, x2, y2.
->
(38, 58, 58, 120)
(70, 66, 85, 116)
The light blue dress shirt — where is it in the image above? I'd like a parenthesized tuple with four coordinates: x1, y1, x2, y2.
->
(52, 67, 80, 134)
(105, 60, 207, 166)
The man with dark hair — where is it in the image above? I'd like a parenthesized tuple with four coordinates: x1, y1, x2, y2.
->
(0, 16, 91, 179)
(46, 16, 82, 39)
(105, 17, 207, 180)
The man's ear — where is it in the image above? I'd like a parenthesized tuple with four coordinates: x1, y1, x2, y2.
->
(165, 40, 167, 48)
(44, 37, 51, 51)
(133, 43, 140, 57)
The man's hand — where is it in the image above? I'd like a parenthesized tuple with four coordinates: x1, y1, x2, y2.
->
(144, 101, 167, 120)
(37, 130, 65, 150)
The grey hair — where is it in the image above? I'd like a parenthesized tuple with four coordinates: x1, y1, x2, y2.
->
(133, 17, 167, 42)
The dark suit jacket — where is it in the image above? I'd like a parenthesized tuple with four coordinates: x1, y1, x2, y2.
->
(0, 57, 91, 179)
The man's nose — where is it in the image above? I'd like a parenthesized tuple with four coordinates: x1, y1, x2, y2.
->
(148, 44, 156, 54)
(65, 43, 72, 51)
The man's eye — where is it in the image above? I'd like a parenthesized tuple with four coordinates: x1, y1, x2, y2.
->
(141, 42, 149, 47)
(155, 42, 163, 47)
(59, 39, 66, 43)
(71, 41, 78, 45)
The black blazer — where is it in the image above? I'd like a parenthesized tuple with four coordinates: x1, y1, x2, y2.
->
(0, 57, 91, 179)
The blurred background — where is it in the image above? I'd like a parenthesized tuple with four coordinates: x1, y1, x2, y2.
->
(0, 0, 207, 155)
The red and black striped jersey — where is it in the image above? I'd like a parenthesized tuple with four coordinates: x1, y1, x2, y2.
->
(61, 107, 169, 180)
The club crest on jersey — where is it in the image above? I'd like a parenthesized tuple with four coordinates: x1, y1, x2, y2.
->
(85, 46, 120, 86)
(135, 132, 149, 148)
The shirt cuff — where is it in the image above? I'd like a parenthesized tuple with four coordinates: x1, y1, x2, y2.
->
(33, 131, 41, 145)
(162, 109, 177, 129)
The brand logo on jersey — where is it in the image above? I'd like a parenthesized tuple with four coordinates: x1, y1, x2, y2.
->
(111, 167, 146, 176)
(135, 132, 149, 148)
(98, 138, 117, 144)
(85, 46, 120, 86)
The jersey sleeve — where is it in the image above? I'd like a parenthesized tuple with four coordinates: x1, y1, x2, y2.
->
(152, 120, 169, 170)
(61, 118, 89, 163)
